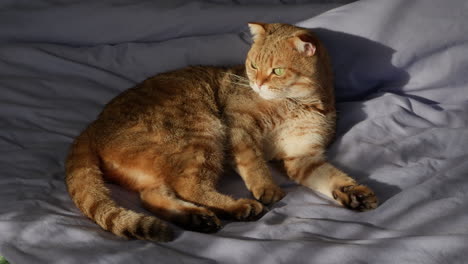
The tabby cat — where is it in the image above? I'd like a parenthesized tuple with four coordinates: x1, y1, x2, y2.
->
(65, 23, 378, 242)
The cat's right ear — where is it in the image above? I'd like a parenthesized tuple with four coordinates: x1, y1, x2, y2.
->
(290, 34, 316, 57)
(248, 22, 266, 42)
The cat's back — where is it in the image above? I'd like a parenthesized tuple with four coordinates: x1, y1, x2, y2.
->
(89, 66, 230, 142)
(102, 66, 226, 119)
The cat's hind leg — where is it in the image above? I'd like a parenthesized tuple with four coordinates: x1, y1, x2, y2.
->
(175, 183, 265, 221)
(140, 185, 222, 233)
(169, 148, 266, 221)
(100, 146, 222, 233)
(175, 141, 266, 221)
(284, 154, 378, 211)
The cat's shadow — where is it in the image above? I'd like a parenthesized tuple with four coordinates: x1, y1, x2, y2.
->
(311, 28, 410, 202)
(312, 28, 411, 102)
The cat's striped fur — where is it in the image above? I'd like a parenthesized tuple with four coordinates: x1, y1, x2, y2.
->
(66, 23, 378, 242)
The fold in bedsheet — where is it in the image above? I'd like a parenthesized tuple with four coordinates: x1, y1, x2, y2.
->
(0, 0, 347, 45)
(1, 0, 468, 263)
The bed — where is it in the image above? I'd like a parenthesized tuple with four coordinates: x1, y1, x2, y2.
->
(1, 0, 468, 263)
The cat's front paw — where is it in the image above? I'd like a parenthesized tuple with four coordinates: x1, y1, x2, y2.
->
(251, 184, 285, 205)
(229, 199, 265, 221)
(332, 185, 378, 211)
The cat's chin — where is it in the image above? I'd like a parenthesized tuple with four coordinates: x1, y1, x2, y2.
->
(257, 92, 280, 100)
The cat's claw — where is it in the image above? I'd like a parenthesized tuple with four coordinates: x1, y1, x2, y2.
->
(333, 184, 378, 211)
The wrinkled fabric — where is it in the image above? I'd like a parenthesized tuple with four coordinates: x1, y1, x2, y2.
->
(1, 0, 467, 263)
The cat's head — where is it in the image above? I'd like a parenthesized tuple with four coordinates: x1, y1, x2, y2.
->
(246, 23, 324, 100)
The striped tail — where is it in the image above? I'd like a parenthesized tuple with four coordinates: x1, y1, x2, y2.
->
(65, 129, 173, 241)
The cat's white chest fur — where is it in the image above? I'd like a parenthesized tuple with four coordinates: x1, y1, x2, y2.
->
(263, 109, 334, 161)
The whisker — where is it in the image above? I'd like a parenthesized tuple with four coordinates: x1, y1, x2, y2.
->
(223, 72, 252, 88)
(310, 80, 324, 91)
(224, 72, 250, 82)
(227, 81, 251, 87)
(229, 76, 249, 82)
(232, 83, 251, 87)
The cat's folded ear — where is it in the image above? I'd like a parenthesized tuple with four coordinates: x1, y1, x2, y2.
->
(248, 22, 267, 42)
(290, 33, 316, 57)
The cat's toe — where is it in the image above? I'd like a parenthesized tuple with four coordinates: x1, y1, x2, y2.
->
(230, 199, 265, 221)
(333, 185, 378, 211)
(252, 184, 285, 205)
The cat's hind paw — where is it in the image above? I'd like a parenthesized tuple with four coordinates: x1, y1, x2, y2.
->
(333, 185, 378, 211)
(183, 210, 222, 233)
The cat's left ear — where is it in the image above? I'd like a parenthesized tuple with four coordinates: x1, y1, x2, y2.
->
(290, 34, 316, 57)
(248, 22, 266, 42)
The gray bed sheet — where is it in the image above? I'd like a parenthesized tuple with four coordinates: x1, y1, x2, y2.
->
(1, 0, 468, 263)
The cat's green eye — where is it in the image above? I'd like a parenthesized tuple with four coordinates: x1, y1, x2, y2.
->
(251, 62, 258, 69)
(273, 68, 285, 76)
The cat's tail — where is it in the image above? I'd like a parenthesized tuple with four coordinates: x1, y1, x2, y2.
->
(65, 129, 173, 242)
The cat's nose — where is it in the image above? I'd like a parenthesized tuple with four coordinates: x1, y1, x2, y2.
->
(256, 79, 266, 89)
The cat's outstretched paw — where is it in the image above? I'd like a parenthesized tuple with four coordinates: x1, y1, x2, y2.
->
(229, 199, 265, 221)
(251, 184, 285, 205)
(332, 185, 378, 211)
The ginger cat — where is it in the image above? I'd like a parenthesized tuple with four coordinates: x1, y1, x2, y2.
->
(65, 23, 378, 242)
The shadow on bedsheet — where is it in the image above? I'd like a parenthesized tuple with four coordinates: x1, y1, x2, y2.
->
(312, 28, 410, 102)
(311, 28, 411, 202)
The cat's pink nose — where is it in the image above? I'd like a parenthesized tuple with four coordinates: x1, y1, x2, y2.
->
(256, 79, 266, 89)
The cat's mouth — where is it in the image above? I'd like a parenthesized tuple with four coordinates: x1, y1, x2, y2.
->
(250, 83, 280, 100)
